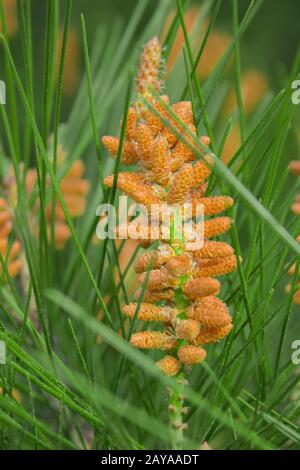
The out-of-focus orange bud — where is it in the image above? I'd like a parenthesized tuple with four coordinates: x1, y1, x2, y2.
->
(50, 221, 71, 249)
(96, 295, 110, 344)
(56, 26, 81, 96)
(221, 124, 240, 164)
(162, 8, 232, 79)
(0, 198, 22, 278)
(223, 70, 268, 116)
(162, 7, 198, 72)
(290, 160, 300, 176)
(114, 239, 139, 292)
(197, 30, 232, 79)
(0, 387, 21, 403)
(285, 283, 300, 305)
(0, 0, 18, 38)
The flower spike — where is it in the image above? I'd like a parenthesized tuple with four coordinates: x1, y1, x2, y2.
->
(101, 37, 237, 388)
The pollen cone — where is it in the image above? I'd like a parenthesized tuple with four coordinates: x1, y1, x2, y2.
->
(101, 37, 236, 375)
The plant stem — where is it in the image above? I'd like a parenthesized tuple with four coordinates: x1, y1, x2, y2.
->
(167, 225, 189, 450)
(168, 370, 186, 450)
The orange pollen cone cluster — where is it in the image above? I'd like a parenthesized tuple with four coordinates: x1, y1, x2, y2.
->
(0, 0, 18, 38)
(287, 163, 300, 304)
(47, 158, 90, 249)
(102, 37, 237, 375)
(0, 198, 22, 279)
(4, 146, 90, 250)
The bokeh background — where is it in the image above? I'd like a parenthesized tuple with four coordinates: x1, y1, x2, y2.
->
(2, 0, 300, 113)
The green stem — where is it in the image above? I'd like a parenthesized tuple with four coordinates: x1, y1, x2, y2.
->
(168, 371, 186, 450)
(167, 222, 189, 449)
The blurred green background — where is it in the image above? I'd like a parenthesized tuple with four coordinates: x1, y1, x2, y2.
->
(27, 0, 300, 72)
(2, 0, 300, 110)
